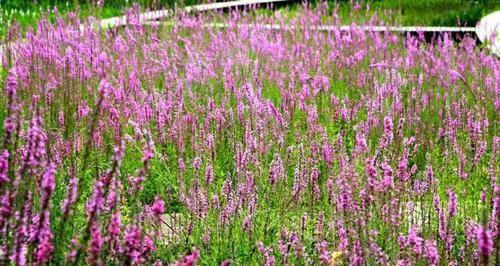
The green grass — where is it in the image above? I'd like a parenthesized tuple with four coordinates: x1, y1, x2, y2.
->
(270, 0, 500, 26)
(363, 0, 500, 26)
(0, 0, 208, 38)
(1, 0, 499, 39)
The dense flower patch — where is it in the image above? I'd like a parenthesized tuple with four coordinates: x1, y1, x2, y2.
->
(0, 4, 498, 265)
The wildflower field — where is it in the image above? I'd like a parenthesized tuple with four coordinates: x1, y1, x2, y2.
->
(0, 2, 498, 266)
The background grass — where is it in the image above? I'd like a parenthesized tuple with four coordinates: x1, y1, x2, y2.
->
(1, 0, 499, 39)
(346, 0, 499, 26)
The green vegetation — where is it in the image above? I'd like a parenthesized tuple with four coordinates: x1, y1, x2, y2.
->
(1, 0, 499, 39)
(0, 1, 498, 265)
(339, 0, 499, 26)
(0, 0, 206, 38)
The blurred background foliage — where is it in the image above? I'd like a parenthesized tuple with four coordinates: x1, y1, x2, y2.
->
(1, 0, 499, 38)
(330, 0, 500, 26)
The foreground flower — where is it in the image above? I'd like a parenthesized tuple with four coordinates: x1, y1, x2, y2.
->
(171, 247, 200, 266)
(477, 225, 493, 263)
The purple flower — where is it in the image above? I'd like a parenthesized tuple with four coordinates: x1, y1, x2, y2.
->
(408, 228, 423, 256)
(264, 253, 276, 266)
(57, 111, 65, 128)
(108, 211, 121, 243)
(123, 225, 142, 263)
(67, 237, 79, 263)
(321, 141, 334, 164)
(205, 164, 214, 185)
(206, 134, 215, 155)
(5, 67, 18, 97)
(151, 196, 165, 218)
(355, 131, 368, 154)
(0, 150, 9, 184)
(269, 154, 284, 186)
(0, 192, 11, 231)
(380, 160, 394, 190)
(481, 188, 487, 203)
(425, 165, 435, 185)
(172, 246, 200, 266)
(25, 116, 47, 172)
(61, 175, 78, 217)
(242, 215, 252, 233)
(424, 240, 438, 266)
(203, 230, 211, 245)
(365, 157, 377, 189)
(193, 156, 201, 171)
(477, 225, 493, 258)
(316, 240, 330, 265)
(448, 188, 457, 217)
(87, 180, 104, 216)
(87, 222, 103, 264)
(3, 117, 16, 138)
(380, 115, 393, 149)
(112, 140, 126, 162)
(433, 193, 441, 211)
(311, 168, 320, 198)
(35, 228, 53, 264)
(178, 158, 186, 173)
(41, 162, 56, 199)
(140, 235, 156, 262)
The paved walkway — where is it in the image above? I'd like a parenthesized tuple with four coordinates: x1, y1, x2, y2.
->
(475, 10, 500, 56)
(144, 20, 476, 33)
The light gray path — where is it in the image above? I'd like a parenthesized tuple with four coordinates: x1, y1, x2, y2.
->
(476, 10, 500, 56)
(144, 21, 476, 33)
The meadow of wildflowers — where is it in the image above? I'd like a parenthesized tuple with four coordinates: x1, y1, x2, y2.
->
(0, 3, 498, 265)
